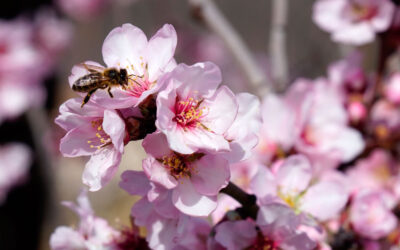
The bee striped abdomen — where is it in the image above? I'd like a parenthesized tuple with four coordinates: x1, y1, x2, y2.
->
(72, 73, 103, 92)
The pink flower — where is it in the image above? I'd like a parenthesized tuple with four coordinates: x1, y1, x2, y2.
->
(55, 98, 126, 191)
(213, 203, 316, 250)
(142, 132, 230, 216)
(156, 62, 238, 155)
(371, 100, 400, 132)
(221, 93, 262, 163)
(385, 73, 400, 105)
(0, 75, 45, 124)
(350, 189, 398, 240)
(251, 155, 349, 222)
(0, 143, 31, 204)
(56, 0, 109, 21)
(328, 51, 367, 93)
(347, 150, 400, 199)
(313, 0, 395, 45)
(50, 189, 120, 250)
(288, 79, 365, 173)
(69, 23, 177, 109)
(120, 170, 210, 250)
(255, 93, 297, 163)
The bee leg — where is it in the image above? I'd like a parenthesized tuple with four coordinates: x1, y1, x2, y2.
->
(107, 87, 114, 98)
(81, 89, 97, 108)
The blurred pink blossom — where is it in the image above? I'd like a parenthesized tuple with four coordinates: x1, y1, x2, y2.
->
(385, 73, 400, 105)
(57, 0, 110, 21)
(50, 189, 121, 249)
(55, 98, 126, 191)
(0, 143, 31, 204)
(350, 189, 398, 240)
(313, 0, 395, 45)
(347, 150, 400, 200)
(213, 203, 316, 250)
(251, 155, 349, 222)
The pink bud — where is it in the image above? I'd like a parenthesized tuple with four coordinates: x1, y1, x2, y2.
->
(385, 73, 400, 105)
(348, 101, 367, 122)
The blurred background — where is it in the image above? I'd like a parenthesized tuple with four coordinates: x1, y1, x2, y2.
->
(0, 0, 381, 249)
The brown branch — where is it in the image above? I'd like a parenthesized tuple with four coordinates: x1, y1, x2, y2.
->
(220, 182, 259, 219)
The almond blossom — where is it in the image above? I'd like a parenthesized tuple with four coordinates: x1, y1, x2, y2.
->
(156, 62, 238, 155)
(69, 23, 177, 109)
(313, 0, 395, 45)
(0, 143, 31, 204)
(142, 132, 230, 216)
(251, 155, 349, 222)
(350, 189, 398, 240)
(50, 189, 147, 250)
(55, 98, 126, 191)
(213, 203, 316, 250)
(120, 170, 210, 249)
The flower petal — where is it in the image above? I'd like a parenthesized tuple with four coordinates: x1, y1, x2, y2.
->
(142, 157, 178, 189)
(102, 23, 147, 73)
(119, 170, 151, 196)
(172, 179, 217, 216)
(145, 24, 177, 82)
(103, 109, 125, 153)
(191, 155, 230, 196)
(276, 155, 312, 195)
(82, 147, 122, 191)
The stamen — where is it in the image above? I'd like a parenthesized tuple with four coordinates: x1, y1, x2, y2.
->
(87, 119, 112, 150)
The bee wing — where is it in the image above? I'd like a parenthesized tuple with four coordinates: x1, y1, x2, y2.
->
(77, 63, 106, 73)
(74, 73, 109, 88)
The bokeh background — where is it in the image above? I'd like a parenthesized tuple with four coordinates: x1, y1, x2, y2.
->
(0, 0, 382, 249)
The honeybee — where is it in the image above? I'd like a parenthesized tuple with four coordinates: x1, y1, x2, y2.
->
(72, 63, 130, 107)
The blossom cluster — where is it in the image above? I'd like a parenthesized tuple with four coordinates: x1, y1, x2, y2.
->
(0, 10, 72, 205)
(52, 9, 400, 249)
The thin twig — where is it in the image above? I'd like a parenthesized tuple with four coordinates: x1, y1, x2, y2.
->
(269, 0, 289, 92)
(221, 182, 259, 219)
(188, 0, 270, 96)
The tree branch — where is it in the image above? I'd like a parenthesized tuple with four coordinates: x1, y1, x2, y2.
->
(220, 182, 259, 219)
(188, 0, 270, 96)
(269, 0, 289, 92)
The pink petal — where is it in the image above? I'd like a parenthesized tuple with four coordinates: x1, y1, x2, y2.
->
(82, 147, 122, 191)
(250, 163, 277, 199)
(332, 22, 375, 46)
(102, 23, 147, 73)
(145, 24, 177, 82)
(214, 220, 257, 250)
(55, 98, 102, 131)
(202, 86, 238, 134)
(50, 227, 86, 250)
(102, 109, 125, 153)
(172, 179, 217, 216)
(191, 155, 230, 196)
(300, 181, 349, 221)
(173, 62, 222, 100)
(119, 170, 151, 196)
(184, 127, 231, 154)
(276, 155, 312, 194)
(142, 132, 172, 158)
(130, 197, 155, 226)
(142, 157, 178, 189)
(59, 124, 97, 157)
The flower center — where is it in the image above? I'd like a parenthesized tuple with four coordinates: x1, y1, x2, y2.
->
(161, 154, 192, 179)
(158, 152, 204, 180)
(123, 57, 154, 98)
(349, 2, 377, 21)
(174, 97, 207, 129)
(87, 119, 112, 150)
